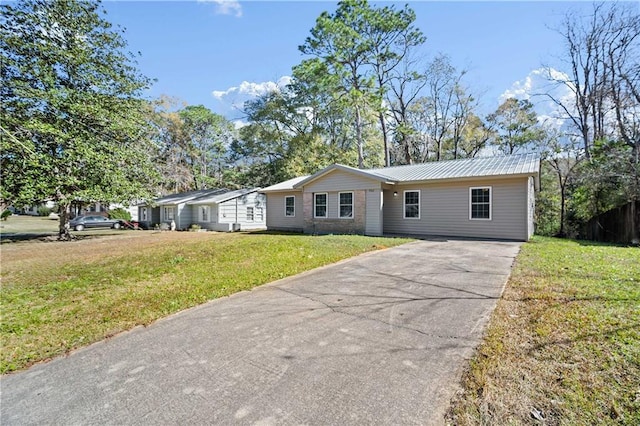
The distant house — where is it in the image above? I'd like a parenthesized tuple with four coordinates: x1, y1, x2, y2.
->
(138, 188, 266, 231)
(260, 154, 540, 241)
(21, 201, 55, 216)
(74, 202, 140, 220)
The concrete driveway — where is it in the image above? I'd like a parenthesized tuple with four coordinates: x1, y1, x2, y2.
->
(1, 239, 521, 425)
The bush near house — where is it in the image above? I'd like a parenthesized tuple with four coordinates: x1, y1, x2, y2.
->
(108, 208, 132, 222)
(37, 206, 51, 216)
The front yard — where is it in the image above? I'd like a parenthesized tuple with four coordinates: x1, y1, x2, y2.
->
(448, 236, 640, 425)
(0, 231, 412, 373)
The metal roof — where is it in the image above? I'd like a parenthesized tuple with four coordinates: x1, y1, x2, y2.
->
(260, 176, 309, 192)
(256, 155, 540, 194)
(151, 189, 228, 205)
(187, 188, 260, 204)
(367, 154, 540, 182)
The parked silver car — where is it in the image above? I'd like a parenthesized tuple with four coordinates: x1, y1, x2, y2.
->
(69, 215, 123, 231)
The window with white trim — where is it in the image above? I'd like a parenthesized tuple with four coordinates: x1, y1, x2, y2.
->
(140, 207, 148, 221)
(404, 190, 420, 219)
(246, 207, 254, 221)
(314, 193, 327, 218)
(199, 206, 209, 222)
(470, 187, 492, 220)
(339, 192, 353, 218)
(163, 206, 174, 221)
(256, 207, 263, 221)
(285, 196, 295, 217)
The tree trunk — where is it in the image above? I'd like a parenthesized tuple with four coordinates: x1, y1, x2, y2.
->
(559, 183, 566, 237)
(403, 132, 412, 165)
(355, 105, 365, 169)
(378, 111, 390, 167)
(58, 203, 73, 241)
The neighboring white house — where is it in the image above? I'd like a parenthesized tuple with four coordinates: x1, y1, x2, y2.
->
(139, 188, 266, 231)
(187, 188, 266, 231)
(260, 154, 540, 241)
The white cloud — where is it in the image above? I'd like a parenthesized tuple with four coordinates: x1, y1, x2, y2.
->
(233, 119, 249, 129)
(198, 0, 242, 18)
(211, 76, 292, 117)
(501, 67, 578, 131)
(213, 76, 292, 100)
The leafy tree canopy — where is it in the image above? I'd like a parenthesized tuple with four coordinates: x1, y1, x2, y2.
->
(0, 0, 159, 239)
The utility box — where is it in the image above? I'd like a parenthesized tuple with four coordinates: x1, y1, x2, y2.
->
(232, 223, 241, 232)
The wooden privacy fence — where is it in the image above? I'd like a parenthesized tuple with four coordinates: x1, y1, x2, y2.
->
(582, 201, 640, 244)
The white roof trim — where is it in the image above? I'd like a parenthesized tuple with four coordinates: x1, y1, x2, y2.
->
(293, 164, 391, 188)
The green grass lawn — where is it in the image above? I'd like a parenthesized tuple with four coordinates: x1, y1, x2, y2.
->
(447, 236, 640, 425)
(0, 231, 411, 374)
(0, 214, 59, 236)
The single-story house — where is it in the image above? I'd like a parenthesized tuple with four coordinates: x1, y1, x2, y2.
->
(260, 154, 540, 241)
(187, 188, 266, 231)
(138, 188, 265, 231)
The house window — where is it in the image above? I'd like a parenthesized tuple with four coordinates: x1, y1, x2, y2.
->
(163, 206, 174, 221)
(140, 207, 148, 221)
(285, 196, 295, 217)
(199, 206, 209, 222)
(404, 190, 420, 219)
(256, 207, 263, 221)
(470, 187, 492, 220)
(314, 193, 327, 218)
(247, 207, 254, 221)
(339, 192, 353, 218)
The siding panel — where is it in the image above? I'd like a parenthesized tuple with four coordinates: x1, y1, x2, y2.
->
(528, 177, 535, 238)
(383, 177, 528, 240)
(217, 192, 266, 230)
(265, 191, 304, 231)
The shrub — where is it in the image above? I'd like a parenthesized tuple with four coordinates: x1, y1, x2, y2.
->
(37, 206, 51, 216)
(189, 223, 201, 231)
(108, 208, 131, 221)
(1, 210, 11, 221)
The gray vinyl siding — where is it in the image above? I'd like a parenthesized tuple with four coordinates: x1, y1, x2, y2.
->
(139, 206, 160, 228)
(190, 204, 220, 230)
(365, 189, 383, 236)
(382, 177, 530, 240)
(527, 177, 535, 238)
(304, 169, 381, 192)
(175, 204, 191, 230)
(217, 192, 266, 230)
(265, 191, 304, 232)
(187, 192, 266, 231)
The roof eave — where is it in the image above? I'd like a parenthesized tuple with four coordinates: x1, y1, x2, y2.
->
(393, 171, 539, 186)
(188, 188, 260, 205)
(259, 187, 303, 193)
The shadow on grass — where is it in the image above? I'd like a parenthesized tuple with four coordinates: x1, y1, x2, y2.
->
(0, 233, 58, 244)
(0, 231, 137, 244)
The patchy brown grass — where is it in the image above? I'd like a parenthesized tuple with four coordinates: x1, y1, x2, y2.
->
(447, 236, 640, 425)
(1, 231, 412, 374)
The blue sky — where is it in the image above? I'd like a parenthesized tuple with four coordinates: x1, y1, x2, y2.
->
(102, 1, 605, 122)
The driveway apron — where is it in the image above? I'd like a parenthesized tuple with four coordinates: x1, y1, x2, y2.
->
(1, 239, 521, 425)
